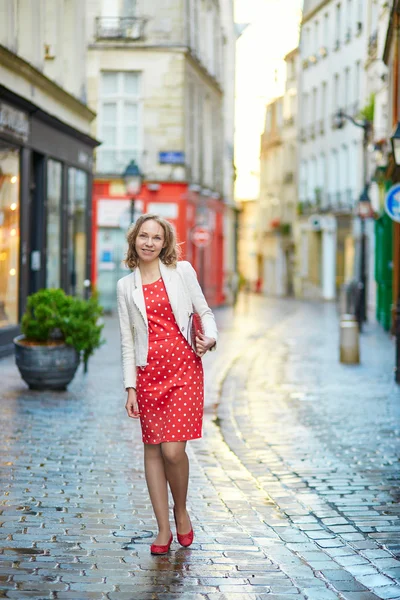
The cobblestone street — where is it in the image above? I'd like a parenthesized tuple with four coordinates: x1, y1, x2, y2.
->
(1, 294, 400, 600)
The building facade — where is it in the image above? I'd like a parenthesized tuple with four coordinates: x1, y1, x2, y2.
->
(382, 0, 400, 332)
(256, 49, 298, 297)
(258, 97, 286, 296)
(0, 0, 98, 356)
(296, 0, 371, 301)
(86, 0, 236, 310)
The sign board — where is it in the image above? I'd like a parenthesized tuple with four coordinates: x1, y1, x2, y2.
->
(159, 151, 185, 165)
(385, 184, 400, 223)
(0, 102, 30, 142)
(97, 198, 144, 227)
(190, 226, 212, 248)
(147, 202, 178, 219)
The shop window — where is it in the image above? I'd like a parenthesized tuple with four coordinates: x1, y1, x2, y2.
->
(0, 147, 19, 327)
(46, 160, 62, 288)
(68, 168, 88, 296)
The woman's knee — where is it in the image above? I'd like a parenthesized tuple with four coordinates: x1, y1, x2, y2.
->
(161, 442, 186, 466)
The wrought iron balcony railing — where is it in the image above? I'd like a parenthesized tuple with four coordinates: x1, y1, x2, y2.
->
(95, 17, 146, 41)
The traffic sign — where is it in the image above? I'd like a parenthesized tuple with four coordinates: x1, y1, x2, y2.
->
(191, 226, 212, 248)
(385, 184, 400, 223)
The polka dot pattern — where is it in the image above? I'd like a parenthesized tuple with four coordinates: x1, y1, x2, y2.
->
(136, 277, 204, 444)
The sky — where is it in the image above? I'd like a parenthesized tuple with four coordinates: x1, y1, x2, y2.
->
(234, 0, 303, 201)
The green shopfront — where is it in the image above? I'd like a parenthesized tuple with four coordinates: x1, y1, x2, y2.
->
(0, 88, 99, 356)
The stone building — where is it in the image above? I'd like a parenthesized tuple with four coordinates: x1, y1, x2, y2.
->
(86, 0, 236, 310)
(0, 0, 98, 355)
(257, 48, 299, 297)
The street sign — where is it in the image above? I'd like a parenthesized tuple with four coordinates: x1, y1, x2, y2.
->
(385, 184, 400, 223)
(159, 151, 185, 165)
(191, 226, 212, 248)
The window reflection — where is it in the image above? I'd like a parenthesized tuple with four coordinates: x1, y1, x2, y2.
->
(47, 160, 62, 288)
(0, 147, 20, 327)
(68, 168, 88, 296)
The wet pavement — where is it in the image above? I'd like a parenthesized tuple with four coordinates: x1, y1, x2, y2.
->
(1, 293, 400, 599)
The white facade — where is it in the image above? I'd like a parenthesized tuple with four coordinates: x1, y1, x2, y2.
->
(86, 0, 231, 194)
(0, 0, 91, 133)
(299, 0, 369, 212)
(297, 0, 370, 301)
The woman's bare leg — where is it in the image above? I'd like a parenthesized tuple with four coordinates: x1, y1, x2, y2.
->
(143, 443, 171, 545)
(161, 441, 191, 534)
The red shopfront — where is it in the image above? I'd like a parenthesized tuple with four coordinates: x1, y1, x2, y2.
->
(92, 180, 225, 311)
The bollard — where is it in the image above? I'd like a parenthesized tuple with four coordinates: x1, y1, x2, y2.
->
(339, 314, 360, 364)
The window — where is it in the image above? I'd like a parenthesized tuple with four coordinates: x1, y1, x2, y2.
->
(323, 13, 329, 48)
(342, 145, 350, 203)
(357, 0, 363, 26)
(303, 92, 309, 126)
(302, 26, 310, 56)
(101, 0, 118, 17)
(346, 0, 352, 34)
(354, 60, 361, 111)
(68, 168, 88, 296)
(335, 3, 341, 47)
(0, 146, 19, 327)
(97, 71, 141, 174)
(319, 154, 326, 205)
(344, 67, 350, 110)
(123, 0, 136, 16)
(314, 20, 319, 54)
(334, 74, 340, 110)
(312, 87, 318, 122)
(46, 160, 62, 288)
(321, 81, 327, 122)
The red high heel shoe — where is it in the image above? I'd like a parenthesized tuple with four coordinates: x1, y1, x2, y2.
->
(150, 532, 173, 555)
(173, 507, 194, 547)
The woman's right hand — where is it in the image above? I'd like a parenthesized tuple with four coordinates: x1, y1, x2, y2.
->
(125, 388, 140, 419)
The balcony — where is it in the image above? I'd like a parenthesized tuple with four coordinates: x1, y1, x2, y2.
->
(299, 127, 307, 142)
(284, 115, 295, 128)
(95, 17, 147, 41)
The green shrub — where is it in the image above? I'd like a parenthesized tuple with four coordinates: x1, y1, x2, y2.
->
(21, 288, 104, 372)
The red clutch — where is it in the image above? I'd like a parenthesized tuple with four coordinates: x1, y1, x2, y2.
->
(189, 311, 204, 351)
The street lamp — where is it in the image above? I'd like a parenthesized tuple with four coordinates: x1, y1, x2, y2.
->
(334, 109, 372, 330)
(123, 160, 143, 225)
(390, 124, 400, 383)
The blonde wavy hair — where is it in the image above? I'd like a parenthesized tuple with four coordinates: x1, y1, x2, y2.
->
(125, 213, 182, 269)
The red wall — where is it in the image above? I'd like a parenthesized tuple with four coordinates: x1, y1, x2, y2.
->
(92, 180, 225, 307)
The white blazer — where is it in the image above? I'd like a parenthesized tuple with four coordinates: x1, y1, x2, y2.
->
(117, 259, 218, 390)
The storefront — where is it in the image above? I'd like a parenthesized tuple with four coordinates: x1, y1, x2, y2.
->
(92, 180, 225, 312)
(0, 87, 99, 356)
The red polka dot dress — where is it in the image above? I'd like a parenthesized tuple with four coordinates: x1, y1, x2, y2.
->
(136, 277, 204, 444)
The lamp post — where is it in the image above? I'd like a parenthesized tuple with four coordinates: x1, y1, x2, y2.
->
(390, 123, 400, 383)
(123, 160, 143, 226)
(334, 109, 372, 330)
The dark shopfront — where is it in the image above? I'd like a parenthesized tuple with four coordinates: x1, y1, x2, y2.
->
(0, 88, 99, 356)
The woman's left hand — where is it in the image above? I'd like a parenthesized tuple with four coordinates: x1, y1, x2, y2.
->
(195, 333, 216, 357)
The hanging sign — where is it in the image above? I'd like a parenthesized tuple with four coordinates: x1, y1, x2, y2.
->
(191, 226, 212, 248)
(385, 184, 400, 223)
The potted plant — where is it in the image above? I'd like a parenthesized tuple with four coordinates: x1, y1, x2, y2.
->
(14, 288, 104, 390)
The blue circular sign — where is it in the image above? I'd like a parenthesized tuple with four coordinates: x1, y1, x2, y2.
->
(385, 184, 400, 223)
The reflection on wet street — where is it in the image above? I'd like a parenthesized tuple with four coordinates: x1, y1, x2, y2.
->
(1, 295, 400, 599)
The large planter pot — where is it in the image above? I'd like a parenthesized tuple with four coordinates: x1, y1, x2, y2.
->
(14, 335, 80, 391)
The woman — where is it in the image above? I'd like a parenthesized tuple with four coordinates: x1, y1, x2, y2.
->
(117, 214, 217, 555)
